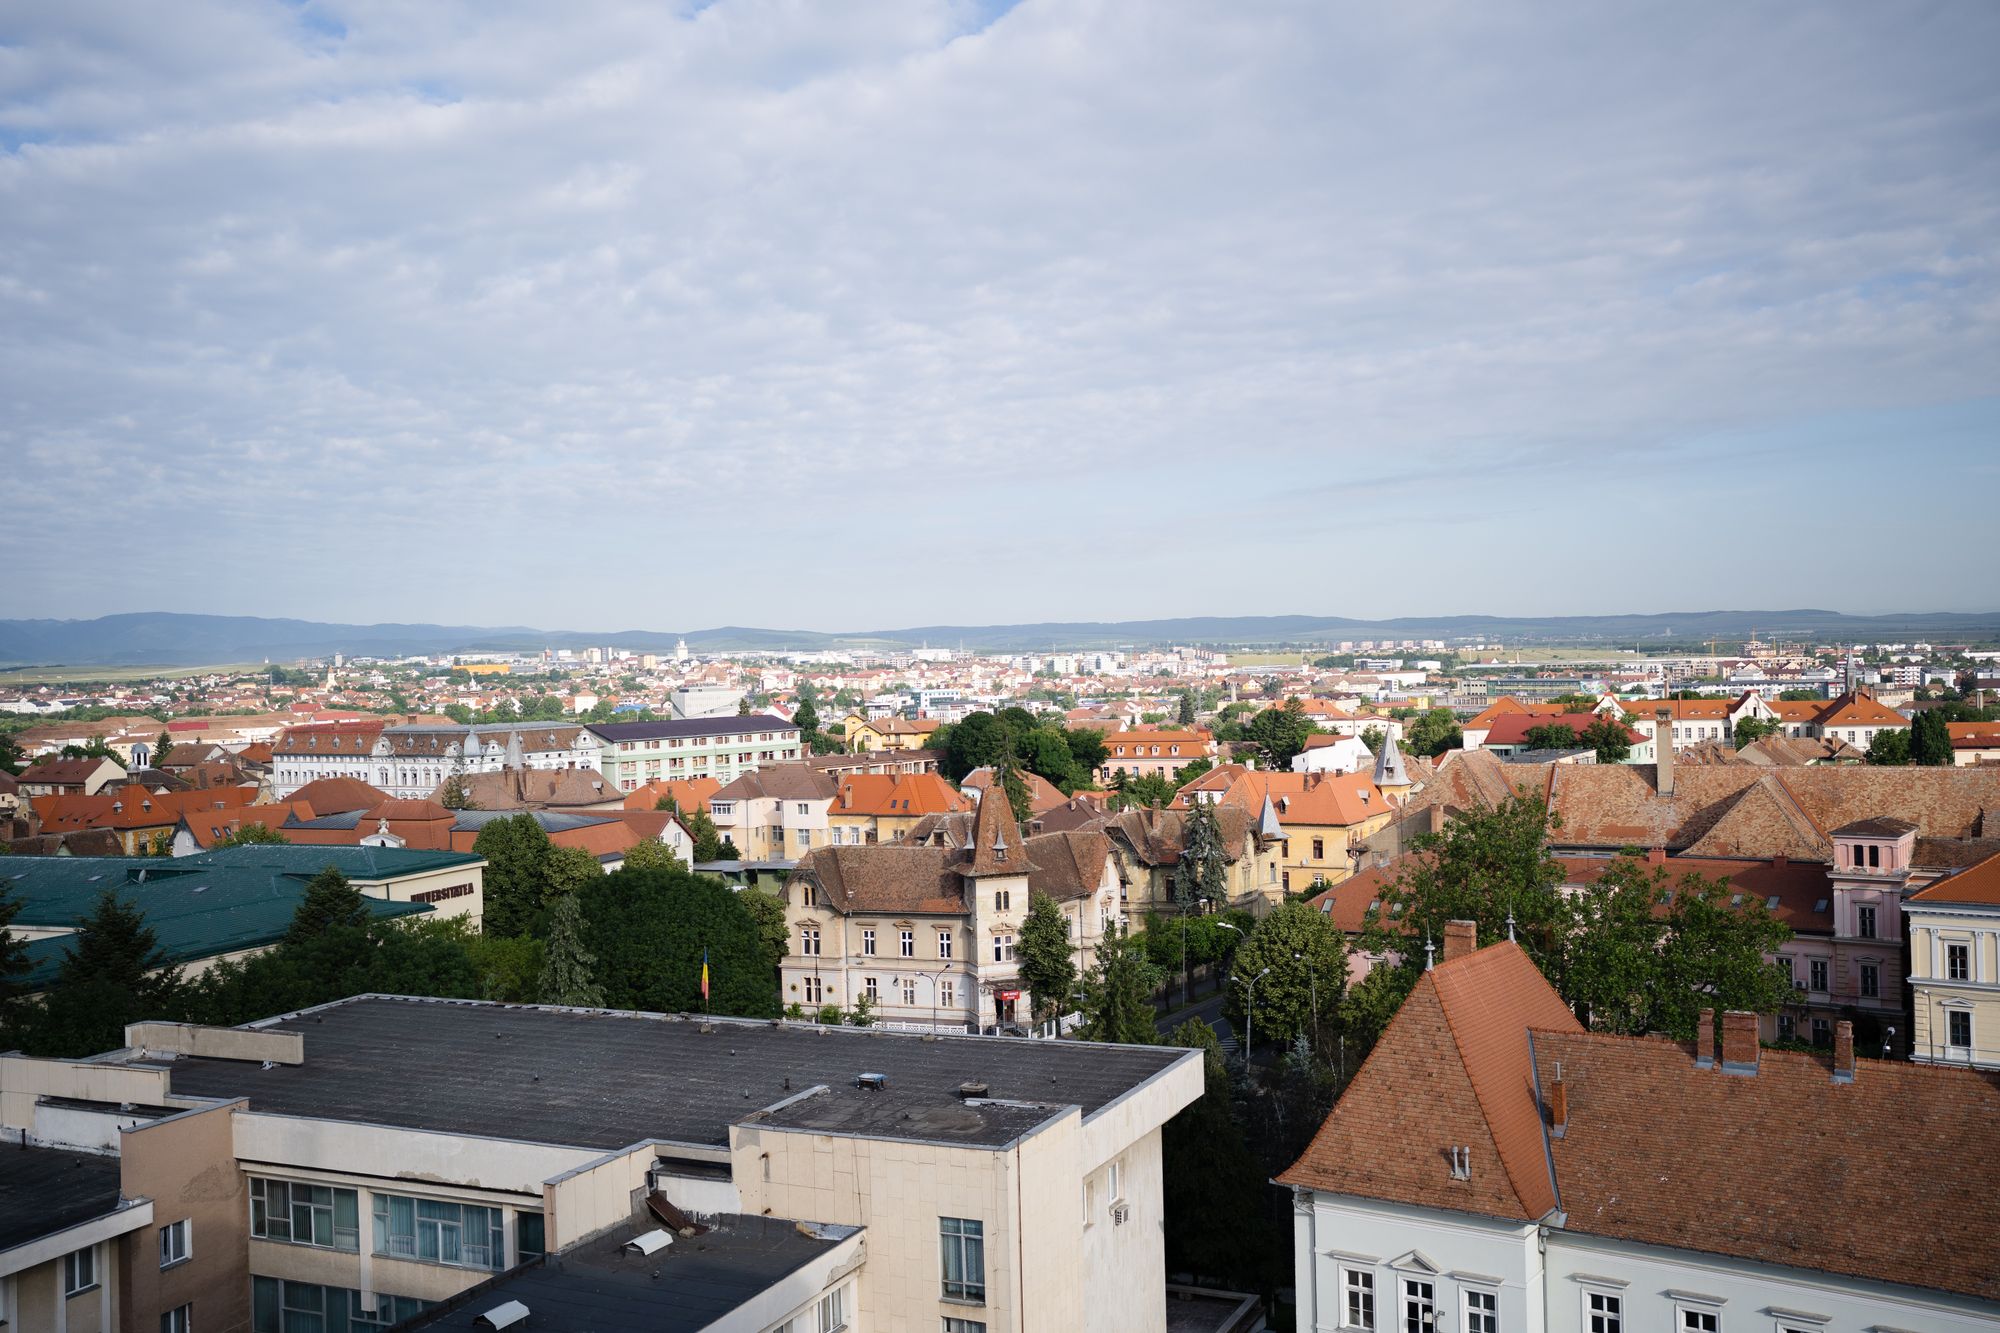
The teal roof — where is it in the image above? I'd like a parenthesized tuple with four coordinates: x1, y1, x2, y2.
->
(177, 844, 482, 880)
(0, 851, 439, 986)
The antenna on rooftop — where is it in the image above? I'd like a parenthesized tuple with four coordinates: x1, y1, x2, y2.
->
(1424, 935, 1435, 972)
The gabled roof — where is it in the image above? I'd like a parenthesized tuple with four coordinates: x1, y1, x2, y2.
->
(1279, 941, 1580, 1221)
(1909, 847, 2000, 906)
(1813, 691, 1908, 729)
(17, 756, 122, 785)
(961, 766, 1067, 814)
(286, 776, 392, 818)
(623, 776, 721, 813)
(712, 764, 837, 804)
(1480, 714, 1638, 748)
(832, 772, 968, 819)
(1213, 771, 1388, 828)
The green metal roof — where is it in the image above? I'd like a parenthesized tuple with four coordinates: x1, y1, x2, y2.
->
(179, 844, 482, 880)
(0, 851, 441, 986)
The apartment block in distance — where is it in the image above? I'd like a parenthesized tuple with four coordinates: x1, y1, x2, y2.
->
(587, 714, 803, 793)
(0, 993, 1204, 1332)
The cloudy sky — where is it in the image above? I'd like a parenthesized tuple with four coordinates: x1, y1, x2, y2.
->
(2, 1, 1995, 633)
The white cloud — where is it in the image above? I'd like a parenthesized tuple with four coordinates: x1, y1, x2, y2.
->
(1, 0, 1996, 629)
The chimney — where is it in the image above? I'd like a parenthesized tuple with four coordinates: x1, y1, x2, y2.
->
(1654, 708, 1675, 797)
(1442, 919, 1477, 962)
(1646, 846, 1666, 867)
(1832, 1020, 1855, 1084)
(1695, 1007, 1715, 1068)
(1547, 1062, 1568, 1137)
(1719, 1010, 1759, 1075)
(841, 787, 852, 810)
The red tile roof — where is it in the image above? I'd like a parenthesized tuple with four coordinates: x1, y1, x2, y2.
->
(1278, 941, 1581, 1220)
(1908, 846, 2000, 906)
(1480, 714, 1639, 748)
(833, 772, 969, 818)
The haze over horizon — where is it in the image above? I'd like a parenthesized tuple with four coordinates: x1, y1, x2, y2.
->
(3, 2, 1996, 631)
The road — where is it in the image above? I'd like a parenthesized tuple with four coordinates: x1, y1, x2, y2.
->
(1157, 989, 1238, 1055)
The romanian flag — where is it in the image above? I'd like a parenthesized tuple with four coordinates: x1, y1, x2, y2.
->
(700, 949, 710, 1003)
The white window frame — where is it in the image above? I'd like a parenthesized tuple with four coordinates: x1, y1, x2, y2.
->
(938, 929, 954, 960)
(161, 1304, 193, 1333)
(1461, 1286, 1498, 1333)
(64, 1245, 97, 1297)
(1674, 1298, 1722, 1333)
(160, 1216, 192, 1268)
(1340, 1266, 1376, 1329)
(1399, 1276, 1435, 1333)
(1580, 1287, 1622, 1333)
(862, 928, 876, 956)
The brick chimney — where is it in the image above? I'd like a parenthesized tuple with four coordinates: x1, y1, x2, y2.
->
(1646, 846, 1667, 867)
(1720, 1010, 1759, 1075)
(1442, 919, 1477, 962)
(1547, 1063, 1568, 1137)
(1654, 708, 1675, 797)
(1832, 1020, 1855, 1084)
(1695, 1007, 1715, 1068)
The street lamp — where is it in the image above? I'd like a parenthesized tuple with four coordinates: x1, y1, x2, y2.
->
(1239, 966, 1272, 1062)
(1214, 920, 1244, 1006)
(1294, 950, 1319, 1054)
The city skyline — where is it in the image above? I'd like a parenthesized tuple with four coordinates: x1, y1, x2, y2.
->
(3, 2, 1997, 627)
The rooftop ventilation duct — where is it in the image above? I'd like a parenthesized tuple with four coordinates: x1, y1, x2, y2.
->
(624, 1228, 673, 1255)
(855, 1072, 888, 1091)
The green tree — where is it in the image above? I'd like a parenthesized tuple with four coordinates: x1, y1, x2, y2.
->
(1063, 727, 1109, 778)
(1171, 800, 1230, 906)
(152, 729, 174, 770)
(620, 837, 681, 874)
(472, 815, 554, 938)
(29, 892, 186, 1057)
(1221, 899, 1348, 1053)
(1404, 707, 1463, 757)
(1177, 691, 1197, 726)
(213, 822, 287, 847)
(1523, 723, 1581, 752)
(1560, 856, 1670, 1033)
(940, 712, 1014, 781)
(576, 863, 777, 1017)
(1339, 963, 1416, 1057)
(460, 928, 544, 1002)
(737, 887, 791, 975)
(846, 990, 877, 1027)
(1359, 725, 1385, 753)
(1159, 1019, 1277, 1293)
(0, 887, 37, 1036)
(0, 733, 24, 776)
(1076, 925, 1160, 1045)
(997, 764, 1034, 825)
(736, 696, 751, 716)
(1244, 698, 1319, 769)
(1653, 869, 1794, 1039)
(1173, 756, 1214, 787)
(1110, 772, 1176, 812)
(1911, 712, 1952, 766)
(1734, 717, 1779, 748)
(792, 692, 821, 743)
(1020, 727, 1082, 792)
(288, 865, 370, 944)
(1579, 715, 1633, 764)
(1016, 892, 1077, 1025)
(1865, 729, 1910, 765)
(538, 891, 604, 1007)
(682, 807, 728, 861)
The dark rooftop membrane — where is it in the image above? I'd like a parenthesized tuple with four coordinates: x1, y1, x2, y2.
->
(0, 1145, 126, 1251)
(162, 996, 1190, 1151)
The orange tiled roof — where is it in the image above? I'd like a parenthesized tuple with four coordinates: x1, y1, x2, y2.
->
(622, 777, 721, 813)
(1909, 847, 2000, 906)
(1947, 722, 2000, 750)
(1214, 770, 1388, 828)
(833, 772, 969, 819)
(1467, 698, 1569, 729)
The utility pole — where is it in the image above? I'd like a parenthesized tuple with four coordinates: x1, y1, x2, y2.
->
(1240, 966, 1272, 1063)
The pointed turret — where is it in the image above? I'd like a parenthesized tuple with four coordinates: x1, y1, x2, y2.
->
(965, 775, 1018, 877)
(1372, 729, 1410, 791)
(505, 727, 525, 772)
(1258, 792, 1284, 841)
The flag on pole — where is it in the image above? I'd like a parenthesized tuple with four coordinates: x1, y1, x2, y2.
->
(700, 948, 710, 1005)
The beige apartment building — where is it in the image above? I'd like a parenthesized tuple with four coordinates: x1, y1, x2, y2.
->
(709, 762, 837, 863)
(0, 994, 1202, 1333)
(1907, 846, 2000, 1068)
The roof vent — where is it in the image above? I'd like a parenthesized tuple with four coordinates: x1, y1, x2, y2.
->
(856, 1072, 888, 1091)
(476, 1301, 531, 1329)
(957, 1081, 989, 1099)
(623, 1229, 673, 1255)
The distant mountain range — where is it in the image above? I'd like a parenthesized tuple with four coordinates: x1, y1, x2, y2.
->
(2, 609, 1998, 669)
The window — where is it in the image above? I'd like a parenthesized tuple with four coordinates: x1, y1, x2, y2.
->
(1857, 904, 1877, 939)
(1677, 1306, 1718, 1333)
(995, 888, 1011, 911)
(1948, 943, 1970, 981)
(805, 975, 824, 1004)
(800, 925, 821, 957)
(1312, 837, 1325, 860)
(799, 828, 813, 849)
(1949, 1009, 1973, 1051)
(993, 934, 1015, 963)
(518, 1211, 545, 1261)
(1778, 954, 1797, 987)
(815, 1285, 847, 1333)
(161, 1305, 193, 1333)
(1811, 1017, 1831, 1046)
(940, 1217, 985, 1302)
(797, 802, 810, 815)
(252, 1278, 430, 1333)
(863, 928, 877, 956)
(372, 1194, 505, 1270)
(940, 978, 957, 1008)
(250, 1176, 364, 1248)
(943, 1320, 988, 1333)
(938, 930, 954, 959)
(1584, 1291, 1621, 1333)
(900, 929, 915, 958)
(1462, 1289, 1497, 1333)
(902, 977, 918, 1005)
(64, 1246, 96, 1296)
(1859, 963, 1879, 998)
(1809, 958, 1829, 992)
(864, 976, 879, 1000)
(1401, 1278, 1434, 1333)
(1342, 1268, 1375, 1329)
(160, 1217, 191, 1268)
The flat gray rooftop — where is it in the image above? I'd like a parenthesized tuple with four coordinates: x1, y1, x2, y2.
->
(0, 1145, 125, 1251)
(402, 1213, 858, 1333)
(161, 996, 1190, 1151)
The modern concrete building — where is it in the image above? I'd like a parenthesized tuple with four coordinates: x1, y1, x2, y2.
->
(0, 993, 1203, 1333)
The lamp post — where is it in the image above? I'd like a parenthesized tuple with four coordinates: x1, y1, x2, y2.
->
(1294, 950, 1319, 1054)
(1240, 966, 1272, 1062)
(1214, 920, 1243, 1005)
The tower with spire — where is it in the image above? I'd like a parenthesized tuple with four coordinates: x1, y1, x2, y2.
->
(1371, 728, 1413, 803)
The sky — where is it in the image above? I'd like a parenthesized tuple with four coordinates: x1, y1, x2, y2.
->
(2, 1, 1997, 633)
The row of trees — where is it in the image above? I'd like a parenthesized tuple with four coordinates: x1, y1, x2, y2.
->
(1523, 716, 1633, 762)
(928, 709, 1111, 794)
(1867, 712, 1956, 766)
